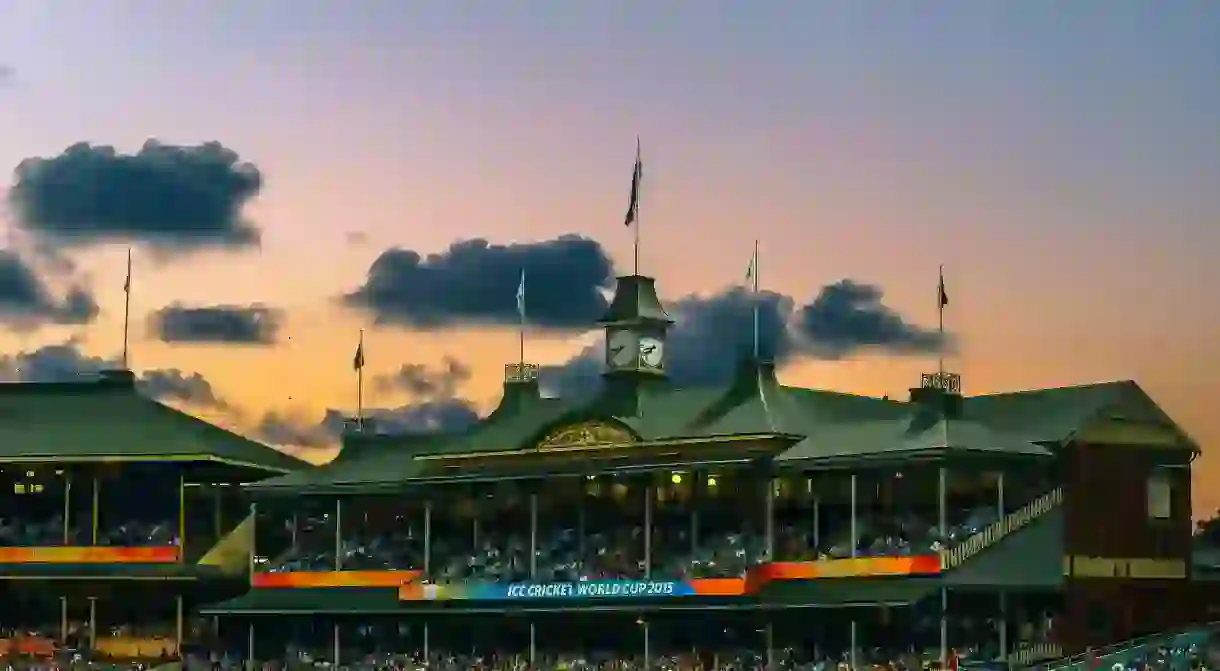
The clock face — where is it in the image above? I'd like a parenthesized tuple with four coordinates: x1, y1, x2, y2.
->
(638, 337, 664, 368)
(607, 330, 638, 367)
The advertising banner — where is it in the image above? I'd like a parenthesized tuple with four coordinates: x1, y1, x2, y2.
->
(399, 579, 725, 602)
(252, 569, 422, 589)
(0, 546, 180, 564)
(398, 555, 941, 602)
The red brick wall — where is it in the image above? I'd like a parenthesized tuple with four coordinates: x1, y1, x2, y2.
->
(1061, 442, 1192, 560)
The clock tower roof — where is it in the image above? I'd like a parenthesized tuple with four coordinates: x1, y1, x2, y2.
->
(598, 275, 673, 326)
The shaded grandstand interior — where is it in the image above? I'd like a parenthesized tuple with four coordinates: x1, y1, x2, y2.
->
(254, 464, 1054, 583)
(0, 463, 251, 560)
(213, 595, 1070, 669)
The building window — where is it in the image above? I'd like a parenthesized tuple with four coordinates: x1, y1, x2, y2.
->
(1147, 469, 1172, 520)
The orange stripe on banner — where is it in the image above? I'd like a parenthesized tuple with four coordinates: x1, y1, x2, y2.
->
(0, 546, 179, 564)
(252, 570, 423, 588)
(746, 556, 940, 591)
(687, 578, 747, 596)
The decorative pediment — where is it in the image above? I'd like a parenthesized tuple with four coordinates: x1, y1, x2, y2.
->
(536, 421, 635, 451)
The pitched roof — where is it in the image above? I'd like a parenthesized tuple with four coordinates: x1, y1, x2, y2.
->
(963, 380, 1197, 450)
(0, 375, 305, 474)
(777, 411, 1051, 464)
(248, 370, 1192, 494)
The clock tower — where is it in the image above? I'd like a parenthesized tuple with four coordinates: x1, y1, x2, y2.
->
(599, 275, 673, 380)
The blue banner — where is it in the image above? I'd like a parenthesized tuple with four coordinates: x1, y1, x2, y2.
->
(437, 580, 695, 601)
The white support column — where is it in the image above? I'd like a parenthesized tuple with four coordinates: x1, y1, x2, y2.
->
(813, 494, 821, 553)
(642, 618, 651, 670)
(850, 474, 858, 558)
(334, 498, 343, 571)
(333, 623, 340, 665)
(529, 492, 538, 579)
(764, 476, 776, 558)
(940, 587, 949, 666)
(765, 622, 775, 670)
(690, 472, 700, 556)
(644, 483, 653, 579)
(529, 621, 537, 666)
(997, 471, 1006, 518)
(423, 501, 432, 576)
(849, 618, 858, 671)
(938, 466, 948, 539)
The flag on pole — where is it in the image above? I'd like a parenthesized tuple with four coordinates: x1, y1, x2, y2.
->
(352, 339, 365, 371)
(938, 267, 949, 307)
(123, 248, 132, 294)
(624, 139, 642, 227)
(516, 269, 526, 319)
(745, 244, 758, 292)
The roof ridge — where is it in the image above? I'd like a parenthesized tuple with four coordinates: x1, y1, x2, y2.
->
(967, 379, 1136, 399)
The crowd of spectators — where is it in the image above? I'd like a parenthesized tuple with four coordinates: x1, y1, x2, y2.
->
(259, 503, 1001, 583)
(0, 517, 179, 548)
(776, 507, 1000, 562)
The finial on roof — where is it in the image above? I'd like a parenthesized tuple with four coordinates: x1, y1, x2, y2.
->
(504, 363, 539, 384)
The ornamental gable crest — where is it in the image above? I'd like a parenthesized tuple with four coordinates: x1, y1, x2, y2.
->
(536, 421, 634, 451)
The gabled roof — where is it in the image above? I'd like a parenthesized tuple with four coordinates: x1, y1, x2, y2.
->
(777, 409, 1050, 464)
(246, 371, 1193, 494)
(0, 375, 305, 474)
(963, 380, 1197, 451)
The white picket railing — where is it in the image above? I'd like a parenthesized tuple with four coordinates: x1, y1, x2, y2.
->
(940, 487, 1064, 570)
(1008, 642, 1064, 665)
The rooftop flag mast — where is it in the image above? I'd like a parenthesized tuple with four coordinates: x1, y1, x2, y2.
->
(122, 248, 132, 369)
(353, 330, 365, 432)
(516, 268, 526, 373)
(624, 138, 642, 275)
(937, 265, 949, 376)
(746, 240, 760, 360)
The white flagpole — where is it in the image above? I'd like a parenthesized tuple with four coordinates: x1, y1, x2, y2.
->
(122, 248, 132, 369)
(937, 265, 946, 376)
(357, 329, 364, 432)
(517, 269, 526, 372)
(752, 240, 760, 360)
(633, 138, 641, 276)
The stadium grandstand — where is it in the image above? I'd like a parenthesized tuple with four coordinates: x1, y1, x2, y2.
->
(0, 368, 308, 666)
(0, 276, 1214, 670)
(160, 274, 1208, 671)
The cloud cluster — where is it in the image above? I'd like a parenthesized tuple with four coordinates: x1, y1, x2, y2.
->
(0, 250, 98, 327)
(0, 342, 470, 450)
(148, 303, 282, 345)
(344, 235, 614, 329)
(259, 355, 479, 448)
(8, 141, 262, 253)
(373, 356, 471, 397)
(0, 342, 227, 410)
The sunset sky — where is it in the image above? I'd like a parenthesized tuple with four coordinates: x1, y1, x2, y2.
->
(0, 2, 1217, 511)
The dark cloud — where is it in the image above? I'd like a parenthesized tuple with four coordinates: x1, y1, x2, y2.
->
(256, 399, 479, 448)
(136, 368, 230, 410)
(344, 235, 614, 329)
(374, 356, 471, 398)
(148, 303, 282, 345)
(542, 281, 945, 397)
(0, 342, 113, 383)
(8, 141, 262, 253)
(795, 280, 944, 357)
(0, 342, 229, 410)
(0, 250, 98, 327)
